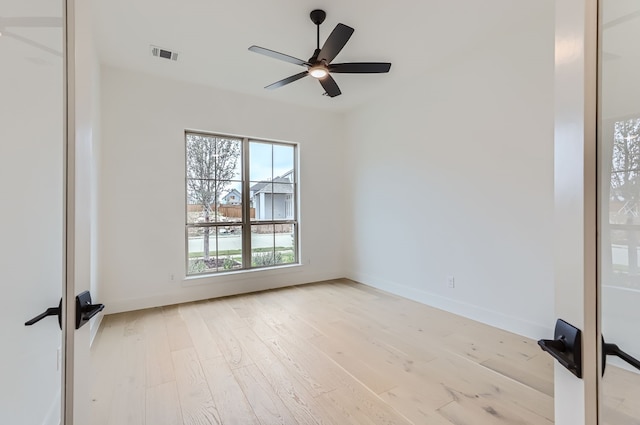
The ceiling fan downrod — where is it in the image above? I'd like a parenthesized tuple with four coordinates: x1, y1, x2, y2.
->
(310, 9, 326, 58)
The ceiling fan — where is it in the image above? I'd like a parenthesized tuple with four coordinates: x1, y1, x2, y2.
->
(248, 9, 391, 98)
(0, 16, 63, 57)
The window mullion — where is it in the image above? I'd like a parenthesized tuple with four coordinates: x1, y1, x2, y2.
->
(241, 138, 251, 268)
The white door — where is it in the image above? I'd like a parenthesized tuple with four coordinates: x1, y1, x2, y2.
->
(554, 0, 640, 424)
(599, 0, 640, 423)
(0, 0, 65, 424)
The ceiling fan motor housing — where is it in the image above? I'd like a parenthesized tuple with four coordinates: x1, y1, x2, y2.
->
(310, 10, 326, 25)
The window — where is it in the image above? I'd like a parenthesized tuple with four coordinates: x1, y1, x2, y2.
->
(186, 132, 298, 275)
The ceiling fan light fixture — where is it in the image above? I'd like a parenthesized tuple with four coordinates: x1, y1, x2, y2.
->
(309, 66, 328, 79)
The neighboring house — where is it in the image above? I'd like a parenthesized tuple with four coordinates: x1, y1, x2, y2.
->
(250, 171, 294, 220)
(221, 188, 242, 205)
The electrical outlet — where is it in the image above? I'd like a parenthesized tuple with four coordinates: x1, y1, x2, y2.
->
(447, 275, 455, 288)
(169, 273, 175, 281)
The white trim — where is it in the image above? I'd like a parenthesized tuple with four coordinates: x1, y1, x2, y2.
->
(182, 262, 304, 286)
(347, 271, 553, 341)
(105, 272, 342, 314)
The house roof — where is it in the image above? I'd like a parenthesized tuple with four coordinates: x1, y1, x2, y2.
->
(222, 188, 241, 199)
(251, 181, 293, 195)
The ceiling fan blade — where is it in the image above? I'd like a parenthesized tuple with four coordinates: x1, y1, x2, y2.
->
(249, 46, 310, 67)
(3, 30, 62, 57)
(265, 71, 309, 90)
(318, 23, 354, 64)
(319, 75, 341, 97)
(329, 62, 391, 73)
(0, 17, 63, 27)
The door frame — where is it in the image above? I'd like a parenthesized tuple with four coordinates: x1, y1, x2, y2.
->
(554, 0, 600, 424)
(62, 0, 77, 423)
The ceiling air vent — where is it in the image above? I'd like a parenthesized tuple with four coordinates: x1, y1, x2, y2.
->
(150, 45, 178, 61)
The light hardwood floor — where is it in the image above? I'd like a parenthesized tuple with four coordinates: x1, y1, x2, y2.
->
(90, 279, 557, 425)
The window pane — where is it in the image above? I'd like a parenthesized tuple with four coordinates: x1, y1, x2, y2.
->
(218, 181, 242, 223)
(251, 224, 275, 267)
(186, 134, 242, 223)
(187, 134, 241, 179)
(215, 138, 242, 181)
(275, 223, 296, 265)
(250, 141, 272, 182)
(187, 226, 218, 274)
(186, 134, 216, 179)
(187, 179, 216, 223)
(273, 144, 294, 181)
(218, 226, 243, 271)
(272, 183, 294, 220)
(187, 226, 243, 274)
(250, 181, 273, 221)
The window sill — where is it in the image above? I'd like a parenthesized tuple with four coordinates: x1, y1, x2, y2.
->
(181, 262, 304, 287)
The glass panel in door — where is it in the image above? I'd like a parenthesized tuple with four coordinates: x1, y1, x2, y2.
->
(0, 0, 65, 423)
(600, 1, 640, 422)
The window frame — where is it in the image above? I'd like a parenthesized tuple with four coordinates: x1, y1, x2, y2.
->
(185, 130, 299, 276)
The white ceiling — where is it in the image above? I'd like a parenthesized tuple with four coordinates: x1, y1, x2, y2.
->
(6, 1, 640, 112)
(89, 0, 555, 112)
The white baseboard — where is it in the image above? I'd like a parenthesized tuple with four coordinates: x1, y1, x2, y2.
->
(104, 270, 342, 314)
(347, 271, 553, 341)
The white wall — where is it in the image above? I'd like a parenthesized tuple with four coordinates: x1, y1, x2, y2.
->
(100, 66, 345, 313)
(344, 9, 556, 339)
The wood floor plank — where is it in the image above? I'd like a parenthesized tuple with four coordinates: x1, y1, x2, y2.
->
(379, 386, 456, 425)
(480, 354, 554, 397)
(232, 364, 298, 425)
(164, 306, 194, 352)
(440, 332, 539, 364)
(207, 298, 250, 330)
(311, 335, 397, 395)
(179, 302, 223, 361)
(171, 348, 221, 425)
(252, 358, 330, 425)
(263, 336, 339, 396)
(315, 390, 377, 425)
(146, 382, 183, 425)
(143, 308, 175, 387)
(205, 320, 254, 370)
(106, 331, 146, 425)
(437, 387, 553, 425)
(422, 356, 554, 423)
(201, 355, 260, 425)
(90, 315, 126, 425)
(310, 319, 438, 388)
(322, 384, 414, 425)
